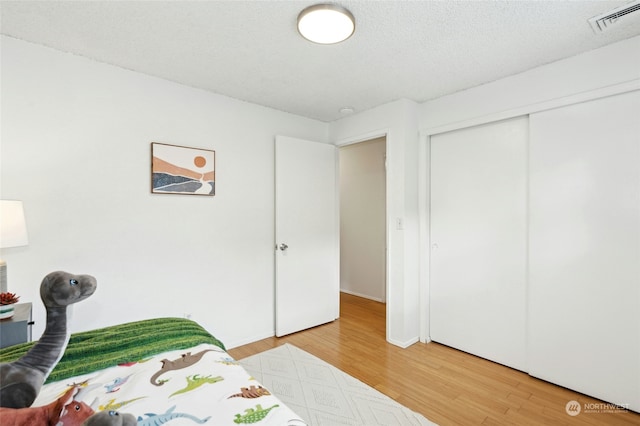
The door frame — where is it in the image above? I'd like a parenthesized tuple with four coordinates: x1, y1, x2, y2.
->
(335, 129, 390, 336)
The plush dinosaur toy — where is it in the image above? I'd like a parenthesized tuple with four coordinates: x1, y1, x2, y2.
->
(0, 384, 137, 426)
(0, 386, 94, 426)
(0, 271, 97, 409)
(81, 410, 137, 426)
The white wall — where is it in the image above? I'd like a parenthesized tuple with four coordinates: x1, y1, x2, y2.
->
(420, 35, 640, 132)
(0, 36, 328, 349)
(330, 99, 420, 347)
(4, 33, 637, 353)
(339, 137, 386, 302)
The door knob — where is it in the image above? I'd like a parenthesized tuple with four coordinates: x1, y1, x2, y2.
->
(279, 243, 289, 251)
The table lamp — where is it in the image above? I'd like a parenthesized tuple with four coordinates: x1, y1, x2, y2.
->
(0, 200, 29, 293)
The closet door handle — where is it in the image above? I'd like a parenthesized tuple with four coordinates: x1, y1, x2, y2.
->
(279, 243, 289, 251)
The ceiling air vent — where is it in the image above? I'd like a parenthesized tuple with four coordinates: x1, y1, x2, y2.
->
(589, 0, 640, 32)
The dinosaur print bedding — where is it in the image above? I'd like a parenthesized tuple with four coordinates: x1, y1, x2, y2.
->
(0, 318, 307, 425)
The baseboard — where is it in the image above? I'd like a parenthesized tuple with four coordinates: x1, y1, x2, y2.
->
(387, 335, 420, 349)
(228, 291, 385, 349)
(225, 330, 275, 350)
(340, 288, 385, 303)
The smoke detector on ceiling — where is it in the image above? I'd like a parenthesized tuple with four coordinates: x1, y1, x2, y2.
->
(588, 0, 640, 33)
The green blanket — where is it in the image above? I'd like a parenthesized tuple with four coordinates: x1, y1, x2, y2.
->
(0, 317, 225, 383)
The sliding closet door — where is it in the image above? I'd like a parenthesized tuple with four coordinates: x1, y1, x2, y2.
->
(430, 116, 528, 371)
(529, 91, 640, 412)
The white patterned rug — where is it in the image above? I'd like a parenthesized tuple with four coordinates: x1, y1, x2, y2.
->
(239, 343, 437, 426)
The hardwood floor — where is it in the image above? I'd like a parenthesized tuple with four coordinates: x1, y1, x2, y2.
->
(228, 293, 639, 425)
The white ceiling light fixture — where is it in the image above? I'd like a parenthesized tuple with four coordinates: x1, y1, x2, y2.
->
(297, 4, 355, 44)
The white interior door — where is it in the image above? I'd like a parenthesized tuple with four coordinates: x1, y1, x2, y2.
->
(430, 116, 528, 371)
(275, 135, 339, 337)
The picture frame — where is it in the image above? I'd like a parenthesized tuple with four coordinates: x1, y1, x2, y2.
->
(151, 142, 215, 196)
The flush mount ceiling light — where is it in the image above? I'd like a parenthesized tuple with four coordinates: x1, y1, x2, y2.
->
(297, 4, 355, 44)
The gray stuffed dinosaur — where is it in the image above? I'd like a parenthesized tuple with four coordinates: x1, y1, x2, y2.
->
(0, 271, 97, 409)
(82, 410, 137, 426)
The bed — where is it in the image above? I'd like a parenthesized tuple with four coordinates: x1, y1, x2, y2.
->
(0, 318, 307, 425)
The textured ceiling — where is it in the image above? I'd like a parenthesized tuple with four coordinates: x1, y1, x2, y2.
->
(1, 1, 639, 122)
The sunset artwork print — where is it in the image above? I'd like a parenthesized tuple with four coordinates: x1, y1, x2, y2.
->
(151, 143, 215, 196)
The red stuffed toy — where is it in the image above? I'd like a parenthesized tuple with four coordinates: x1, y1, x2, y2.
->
(0, 386, 94, 426)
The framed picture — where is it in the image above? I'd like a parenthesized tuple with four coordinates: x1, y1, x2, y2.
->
(151, 142, 215, 196)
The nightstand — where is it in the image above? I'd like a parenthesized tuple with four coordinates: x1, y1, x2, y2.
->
(0, 302, 33, 348)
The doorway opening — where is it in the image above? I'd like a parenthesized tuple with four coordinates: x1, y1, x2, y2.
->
(338, 136, 387, 336)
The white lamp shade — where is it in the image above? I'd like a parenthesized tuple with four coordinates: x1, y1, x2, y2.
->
(298, 4, 355, 44)
(0, 200, 29, 248)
